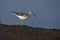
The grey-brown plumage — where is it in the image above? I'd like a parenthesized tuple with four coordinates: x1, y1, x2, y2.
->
(12, 12, 28, 16)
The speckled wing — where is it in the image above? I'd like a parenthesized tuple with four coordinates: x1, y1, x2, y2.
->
(12, 12, 26, 16)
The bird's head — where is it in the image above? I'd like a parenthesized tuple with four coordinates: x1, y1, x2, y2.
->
(28, 10, 37, 17)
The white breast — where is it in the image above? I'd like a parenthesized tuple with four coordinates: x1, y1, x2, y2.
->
(17, 15, 28, 19)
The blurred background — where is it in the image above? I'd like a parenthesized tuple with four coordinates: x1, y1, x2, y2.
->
(0, 0, 60, 29)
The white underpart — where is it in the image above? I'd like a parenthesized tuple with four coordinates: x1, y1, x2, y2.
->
(17, 15, 28, 19)
(13, 13, 28, 19)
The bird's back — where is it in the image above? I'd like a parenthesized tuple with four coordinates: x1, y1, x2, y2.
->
(12, 12, 27, 16)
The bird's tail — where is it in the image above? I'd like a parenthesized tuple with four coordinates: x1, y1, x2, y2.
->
(12, 12, 16, 13)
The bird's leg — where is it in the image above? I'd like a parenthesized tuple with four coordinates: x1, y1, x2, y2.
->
(17, 19, 20, 25)
(17, 19, 24, 25)
(20, 19, 24, 25)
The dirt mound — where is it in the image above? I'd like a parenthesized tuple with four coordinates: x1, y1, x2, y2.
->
(0, 24, 60, 40)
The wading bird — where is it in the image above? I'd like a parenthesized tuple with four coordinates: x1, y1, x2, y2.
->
(12, 10, 37, 25)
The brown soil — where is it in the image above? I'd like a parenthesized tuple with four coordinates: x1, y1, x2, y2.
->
(0, 24, 60, 40)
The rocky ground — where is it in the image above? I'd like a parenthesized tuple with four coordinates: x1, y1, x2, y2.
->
(0, 24, 60, 40)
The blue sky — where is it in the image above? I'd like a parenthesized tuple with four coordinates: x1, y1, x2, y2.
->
(0, 0, 60, 29)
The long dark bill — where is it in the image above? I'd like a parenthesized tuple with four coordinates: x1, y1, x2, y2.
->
(32, 13, 37, 17)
